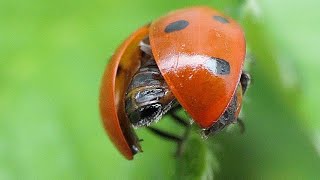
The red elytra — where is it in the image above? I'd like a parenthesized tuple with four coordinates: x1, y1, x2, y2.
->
(99, 6, 246, 160)
(99, 25, 149, 159)
(150, 7, 245, 128)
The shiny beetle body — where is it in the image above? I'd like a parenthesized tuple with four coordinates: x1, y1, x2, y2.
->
(99, 6, 248, 160)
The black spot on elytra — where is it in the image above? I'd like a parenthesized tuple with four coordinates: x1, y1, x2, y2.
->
(213, 15, 229, 24)
(211, 57, 230, 75)
(164, 20, 189, 33)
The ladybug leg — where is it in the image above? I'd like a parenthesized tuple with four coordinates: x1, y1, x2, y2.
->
(203, 117, 244, 136)
(240, 72, 251, 94)
(147, 126, 182, 143)
(147, 106, 191, 157)
(168, 106, 192, 156)
(202, 121, 227, 137)
(147, 126, 188, 157)
(169, 112, 189, 127)
(236, 118, 245, 134)
(175, 126, 191, 157)
(167, 105, 190, 127)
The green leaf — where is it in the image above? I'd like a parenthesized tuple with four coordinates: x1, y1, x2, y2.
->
(175, 135, 219, 180)
(1, 0, 320, 179)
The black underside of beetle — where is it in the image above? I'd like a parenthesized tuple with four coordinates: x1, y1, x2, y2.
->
(125, 36, 177, 127)
(124, 36, 246, 135)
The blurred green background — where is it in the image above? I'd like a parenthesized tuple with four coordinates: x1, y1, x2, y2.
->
(1, 0, 320, 179)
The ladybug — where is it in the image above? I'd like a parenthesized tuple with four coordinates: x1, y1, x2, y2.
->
(99, 6, 250, 160)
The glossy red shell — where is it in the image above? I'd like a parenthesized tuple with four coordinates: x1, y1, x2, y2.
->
(99, 25, 149, 160)
(100, 6, 246, 160)
(235, 84, 243, 118)
(149, 7, 246, 128)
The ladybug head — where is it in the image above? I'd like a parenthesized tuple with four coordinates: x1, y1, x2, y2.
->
(124, 36, 178, 127)
(125, 87, 166, 127)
